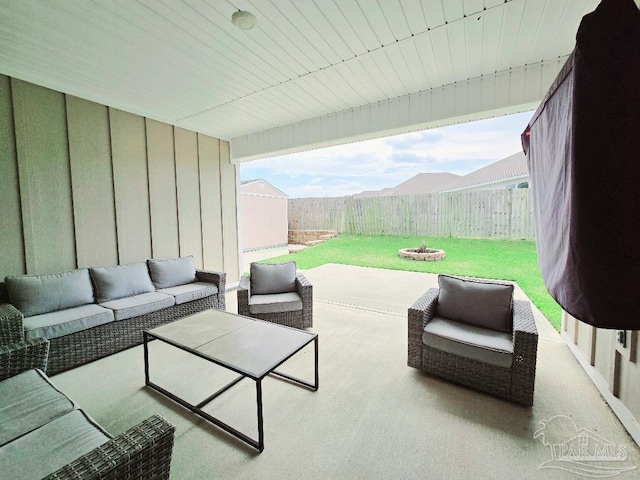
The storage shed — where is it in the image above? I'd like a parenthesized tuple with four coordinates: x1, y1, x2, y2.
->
(240, 179, 288, 251)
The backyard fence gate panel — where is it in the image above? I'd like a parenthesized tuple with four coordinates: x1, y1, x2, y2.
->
(288, 189, 534, 240)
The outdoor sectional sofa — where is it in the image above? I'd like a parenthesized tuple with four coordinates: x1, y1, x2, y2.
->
(0, 340, 175, 479)
(0, 256, 226, 375)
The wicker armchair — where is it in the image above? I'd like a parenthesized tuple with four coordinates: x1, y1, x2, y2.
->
(408, 275, 538, 406)
(237, 263, 313, 329)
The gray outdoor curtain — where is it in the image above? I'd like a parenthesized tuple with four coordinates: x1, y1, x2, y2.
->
(522, 0, 640, 329)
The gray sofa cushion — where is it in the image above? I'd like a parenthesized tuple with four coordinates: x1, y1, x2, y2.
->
(250, 262, 297, 295)
(99, 292, 175, 321)
(423, 316, 514, 368)
(23, 304, 115, 341)
(0, 409, 110, 480)
(157, 282, 218, 305)
(436, 275, 514, 333)
(249, 292, 303, 315)
(0, 369, 76, 447)
(90, 263, 155, 303)
(5, 269, 94, 317)
(147, 256, 198, 289)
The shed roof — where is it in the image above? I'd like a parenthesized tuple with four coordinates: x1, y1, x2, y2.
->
(240, 179, 288, 197)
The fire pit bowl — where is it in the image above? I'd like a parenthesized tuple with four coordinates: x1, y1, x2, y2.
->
(398, 247, 446, 261)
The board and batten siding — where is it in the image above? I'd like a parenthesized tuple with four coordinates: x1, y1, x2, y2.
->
(0, 74, 240, 282)
(563, 313, 640, 445)
(0, 75, 24, 277)
(146, 119, 180, 260)
(66, 95, 118, 268)
(12, 79, 77, 274)
(219, 141, 240, 276)
(109, 108, 153, 265)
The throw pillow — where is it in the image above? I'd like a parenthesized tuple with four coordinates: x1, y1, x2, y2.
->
(436, 274, 514, 333)
(250, 262, 297, 295)
(5, 269, 95, 317)
(147, 256, 197, 289)
(90, 263, 155, 303)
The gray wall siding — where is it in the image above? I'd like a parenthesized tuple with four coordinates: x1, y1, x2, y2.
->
(175, 127, 203, 269)
(0, 75, 24, 276)
(220, 141, 240, 277)
(198, 135, 224, 272)
(67, 95, 118, 268)
(109, 108, 153, 265)
(0, 74, 239, 282)
(12, 79, 76, 274)
(146, 119, 180, 260)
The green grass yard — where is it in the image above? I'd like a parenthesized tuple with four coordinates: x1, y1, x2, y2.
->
(258, 234, 562, 330)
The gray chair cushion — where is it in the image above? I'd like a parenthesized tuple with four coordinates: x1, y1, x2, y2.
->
(250, 262, 297, 295)
(423, 316, 514, 368)
(436, 275, 514, 333)
(99, 292, 175, 321)
(0, 369, 76, 447)
(0, 409, 111, 480)
(23, 304, 115, 341)
(5, 269, 94, 317)
(157, 282, 218, 305)
(249, 292, 303, 314)
(147, 256, 198, 289)
(90, 263, 155, 303)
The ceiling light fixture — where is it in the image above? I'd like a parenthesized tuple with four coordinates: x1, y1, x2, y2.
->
(232, 11, 257, 31)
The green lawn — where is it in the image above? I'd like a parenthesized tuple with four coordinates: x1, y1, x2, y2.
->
(258, 234, 562, 330)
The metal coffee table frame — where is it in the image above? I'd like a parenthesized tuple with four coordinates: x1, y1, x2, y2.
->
(143, 322, 318, 453)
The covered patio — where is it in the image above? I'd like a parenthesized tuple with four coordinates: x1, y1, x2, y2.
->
(51, 264, 640, 479)
(2, 1, 640, 476)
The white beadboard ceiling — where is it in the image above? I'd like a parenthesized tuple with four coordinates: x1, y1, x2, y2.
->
(0, 0, 605, 161)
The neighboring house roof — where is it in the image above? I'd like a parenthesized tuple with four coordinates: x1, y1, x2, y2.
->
(240, 179, 288, 197)
(353, 151, 528, 198)
(353, 172, 460, 198)
(392, 172, 461, 195)
(354, 187, 394, 198)
(443, 151, 528, 192)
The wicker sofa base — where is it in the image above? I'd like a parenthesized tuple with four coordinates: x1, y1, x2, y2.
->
(421, 345, 515, 402)
(237, 309, 312, 329)
(46, 413, 175, 480)
(47, 295, 220, 376)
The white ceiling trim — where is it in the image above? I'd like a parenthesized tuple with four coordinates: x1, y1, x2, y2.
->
(230, 57, 565, 163)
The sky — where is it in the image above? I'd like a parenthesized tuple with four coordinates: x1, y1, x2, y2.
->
(240, 110, 534, 198)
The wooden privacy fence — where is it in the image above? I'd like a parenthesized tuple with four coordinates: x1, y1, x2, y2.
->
(288, 189, 535, 240)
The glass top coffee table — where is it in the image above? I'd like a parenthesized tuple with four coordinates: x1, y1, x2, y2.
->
(143, 309, 318, 452)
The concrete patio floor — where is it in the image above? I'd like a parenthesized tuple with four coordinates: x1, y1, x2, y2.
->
(241, 246, 291, 274)
(53, 263, 639, 479)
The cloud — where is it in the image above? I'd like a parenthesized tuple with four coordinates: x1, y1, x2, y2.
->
(240, 111, 533, 198)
